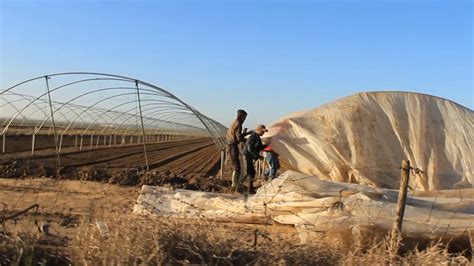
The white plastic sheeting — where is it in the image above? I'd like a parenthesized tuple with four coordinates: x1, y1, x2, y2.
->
(264, 92, 473, 190)
(133, 91, 473, 241)
(134, 171, 474, 240)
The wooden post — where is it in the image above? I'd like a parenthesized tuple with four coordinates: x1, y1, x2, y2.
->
(391, 159, 410, 255)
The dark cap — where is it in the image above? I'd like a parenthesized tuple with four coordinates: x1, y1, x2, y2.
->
(256, 125, 268, 132)
(237, 109, 247, 116)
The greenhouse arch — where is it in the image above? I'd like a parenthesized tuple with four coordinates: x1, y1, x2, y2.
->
(1, 72, 227, 169)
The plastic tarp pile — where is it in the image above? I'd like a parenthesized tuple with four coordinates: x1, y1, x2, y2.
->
(133, 91, 473, 241)
(134, 170, 474, 241)
(265, 92, 473, 190)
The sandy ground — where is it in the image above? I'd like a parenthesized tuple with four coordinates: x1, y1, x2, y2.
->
(0, 177, 139, 239)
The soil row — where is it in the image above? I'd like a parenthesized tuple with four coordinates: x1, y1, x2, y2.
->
(0, 138, 228, 191)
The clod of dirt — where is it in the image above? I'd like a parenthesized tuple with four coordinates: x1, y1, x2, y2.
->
(77, 167, 110, 182)
(58, 166, 77, 179)
(109, 169, 140, 186)
(59, 213, 80, 228)
(0, 162, 23, 178)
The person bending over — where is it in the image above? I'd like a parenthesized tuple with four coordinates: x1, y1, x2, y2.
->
(263, 145, 280, 180)
(241, 124, 268, 194)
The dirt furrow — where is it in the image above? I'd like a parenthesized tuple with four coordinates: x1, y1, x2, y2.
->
(13, 139, 209, 167)
(69, 139, 211, 168)
(171, 145, 220, 175)
(145, 143, 216, 170)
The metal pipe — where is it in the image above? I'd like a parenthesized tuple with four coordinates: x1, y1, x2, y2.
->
(31, 133, 36, 155)
(45, 76, 61, 166)
(135, 81, 149, 170)
(2, 72, 228, 152)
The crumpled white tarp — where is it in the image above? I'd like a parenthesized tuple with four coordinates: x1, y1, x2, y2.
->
(264, 92, 473, 190)
(134, 92, 473, 241)
(133, 170, 474, 241)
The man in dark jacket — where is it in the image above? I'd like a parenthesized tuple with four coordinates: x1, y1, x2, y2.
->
(226, 109, 248, 192)
(241, 124, 268, 194)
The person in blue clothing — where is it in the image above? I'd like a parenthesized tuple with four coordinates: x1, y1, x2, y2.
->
(263, 145, 280, 180)
(239, 124, 268, 194)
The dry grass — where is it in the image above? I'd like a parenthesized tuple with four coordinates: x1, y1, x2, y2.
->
(344, 238, 470, 265)
(1, 212, 471, 265)
(0, 230, 70, 265)
(68, 214, 470, 265)
(71, 214, 341, 265)
(0, 176, 471, 265)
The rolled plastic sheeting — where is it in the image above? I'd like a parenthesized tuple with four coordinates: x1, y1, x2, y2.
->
(133, 171, 474, 241)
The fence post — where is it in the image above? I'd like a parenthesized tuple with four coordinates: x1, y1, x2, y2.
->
(390, 159, 410, 255)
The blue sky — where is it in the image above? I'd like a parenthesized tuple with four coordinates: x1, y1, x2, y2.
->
(1, 0, 472, 128)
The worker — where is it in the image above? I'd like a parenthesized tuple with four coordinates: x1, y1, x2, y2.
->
(263, 144, 280, 180)
(226, 109, 249, 192)
(241, 124, 268, 194)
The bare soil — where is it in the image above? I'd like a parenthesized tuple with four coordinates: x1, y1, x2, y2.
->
(0, 177, 300, 264)
(0, 138, 231, 190)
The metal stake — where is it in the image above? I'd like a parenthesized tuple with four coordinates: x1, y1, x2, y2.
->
(135, 80, 149, 170)
(31, 133, 36, 155)
(45, 76, 61, 167)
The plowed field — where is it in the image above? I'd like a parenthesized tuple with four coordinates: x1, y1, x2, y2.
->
(0, 137, 225, 188)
